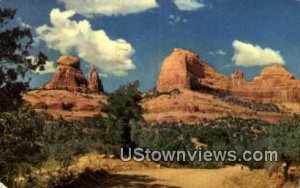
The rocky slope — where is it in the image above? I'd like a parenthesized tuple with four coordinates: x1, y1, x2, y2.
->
(24, 90, 106, 121)
(142, 90, 289, 124)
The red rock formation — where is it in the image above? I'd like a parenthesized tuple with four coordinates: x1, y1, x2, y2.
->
(27, 56, 106, 121)
(157, 48, 229, 92)
(24, 90, 107, 121)
(231, 64, 300, 103)
(88, 66, 104, 93)
(231, 71, 246, 90)
(57, 55, 80, 68)
(157, 48, 300, 103)
(45, 55, 104, 93)
(45, 55, 88, 92)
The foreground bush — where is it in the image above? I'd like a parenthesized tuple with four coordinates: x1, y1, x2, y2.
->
(0, 107, 46, 187)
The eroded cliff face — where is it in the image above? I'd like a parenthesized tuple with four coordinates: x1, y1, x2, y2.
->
(45, 55, 88, 92)
(157, 48, 300, 103)
(157, 49, 191, 92)
(231, 64, 300, 103)
(157, 49, 230, 93)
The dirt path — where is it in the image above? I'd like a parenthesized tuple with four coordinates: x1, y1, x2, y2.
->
(112, 166, 273, 188)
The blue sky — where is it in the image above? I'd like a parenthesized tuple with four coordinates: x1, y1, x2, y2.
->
(1, 0, 300, 92)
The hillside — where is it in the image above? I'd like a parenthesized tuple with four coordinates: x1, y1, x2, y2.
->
(142, 89, 289, 124)
(24, 90, 106, 121)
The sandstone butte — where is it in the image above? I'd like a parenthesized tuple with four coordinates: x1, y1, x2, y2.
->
(157, 48, 300, 103)
(45, 55, 103, 93)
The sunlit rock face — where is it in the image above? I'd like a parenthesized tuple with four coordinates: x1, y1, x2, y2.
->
(157, 48, 300, 103)
(45, 55, 88, 92)
(231, 64, 300, 103)
(157, 48, 229, 93)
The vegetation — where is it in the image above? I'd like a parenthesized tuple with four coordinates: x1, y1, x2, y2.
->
(102, 81, 143, 151)
(259, 116, 300, 180)
(0, 107, 45, 186)
(220, 95, 281, 113)
(143, 88, 181, 100)
(0, 8, 46, 187)
(192, 86, 281, 113)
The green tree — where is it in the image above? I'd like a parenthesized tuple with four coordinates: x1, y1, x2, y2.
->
(102, 81, 143, 150)
(0, 8, 47, 186)
(0, 8, 46, 112)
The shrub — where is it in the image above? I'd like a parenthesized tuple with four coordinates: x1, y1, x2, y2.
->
(0, 107, 46, 187)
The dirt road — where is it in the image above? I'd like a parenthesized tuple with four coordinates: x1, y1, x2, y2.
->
(113, 166, 273, 188)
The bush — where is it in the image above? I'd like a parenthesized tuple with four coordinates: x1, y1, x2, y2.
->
(260, 116, 300, 179)
(132, 117, 275, 168)
(0, 106, 46, 187)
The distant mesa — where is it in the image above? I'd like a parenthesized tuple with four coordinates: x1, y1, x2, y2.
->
(45, 55, 104, 93)
(157, 48, 300, 103)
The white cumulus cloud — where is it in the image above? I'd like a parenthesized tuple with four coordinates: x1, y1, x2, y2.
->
(59, 0, 159, 17)
(232, 40, 285, 67)
(36, 9, 135, 77)
(173, 0, 206, 11)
